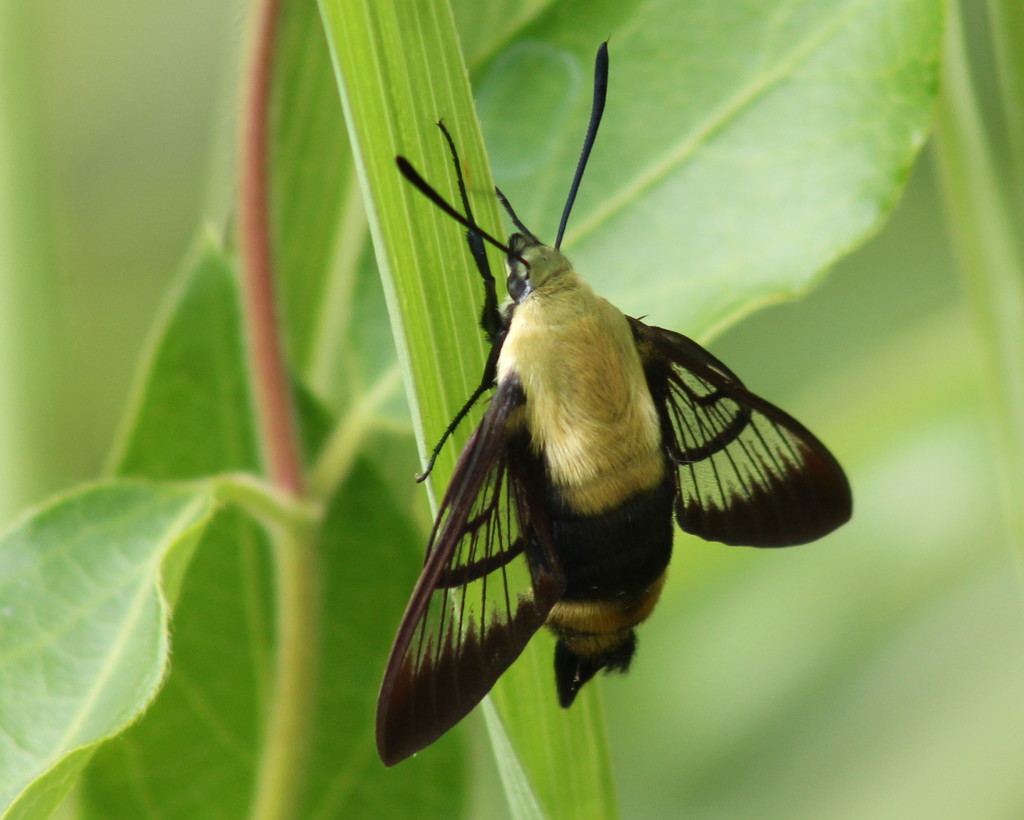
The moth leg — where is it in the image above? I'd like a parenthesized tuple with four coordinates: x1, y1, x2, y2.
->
(416, 342, 502, 482)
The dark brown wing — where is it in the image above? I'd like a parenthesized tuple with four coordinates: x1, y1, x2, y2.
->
(376, 377, 564, 766)
(631, 318, 851, 547)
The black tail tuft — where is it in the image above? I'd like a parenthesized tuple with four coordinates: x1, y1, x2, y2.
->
(554, 631, 637, 707)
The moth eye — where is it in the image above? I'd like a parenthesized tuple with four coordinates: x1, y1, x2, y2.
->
(508, 272, 531, 302)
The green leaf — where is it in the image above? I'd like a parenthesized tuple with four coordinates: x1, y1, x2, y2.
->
(109, 235, 259, 479)
(79, 462, 463, 820)
(451, 0, 554, 66)
(77, 229, 459, 818)
(0, 481, 215, 817)
(80, 511, 273, 818)
(470, 0, 943, 337)
(301, 457, 466, 817)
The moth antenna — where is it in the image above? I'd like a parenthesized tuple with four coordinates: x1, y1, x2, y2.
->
(396, 157, 526, 265)
(554, 42, 609, 250)
(495, 187, 541, 245)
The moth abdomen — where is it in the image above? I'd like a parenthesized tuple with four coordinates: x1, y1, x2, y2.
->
(547, 570, 667, 706)
(531, 457, 674, 705)
(549, 477, 675, 599)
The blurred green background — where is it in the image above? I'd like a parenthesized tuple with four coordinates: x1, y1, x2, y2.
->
(0, 0, 241, 513)
(3, 1, 1022, 818)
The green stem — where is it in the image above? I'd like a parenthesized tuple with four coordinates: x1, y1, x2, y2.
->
(217, 478, 322, 820)
(933, 1, 1024, 555)
(237, 0, 321, 816)
(214, 474, 317, 531)
(239, 0, 304, 496)
(986, 0, 1024, 204)
(251, 518, 322, 820)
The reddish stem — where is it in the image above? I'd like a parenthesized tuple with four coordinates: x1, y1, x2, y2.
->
(238, 0, 303, 495)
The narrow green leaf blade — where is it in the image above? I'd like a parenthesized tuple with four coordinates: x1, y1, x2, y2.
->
(319, 0, 500, 469)
(318, 0, 618, 815)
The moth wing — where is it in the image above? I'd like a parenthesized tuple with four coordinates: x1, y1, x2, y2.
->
(631, 318, 852, 546)
(376, 378, 564, 766)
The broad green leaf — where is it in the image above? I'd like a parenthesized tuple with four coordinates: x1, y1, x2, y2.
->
(451, 0, 553, 66)
(469, 0, 943, 337)
(108, 236, 258, 479)
(78, 233, 458, 817)
(80, 462, 462, 820)
(0, 482, 215, 817)
(299, 457, 465, 818)
(77, 505, 274, 820)
(318, 0, 617, 815)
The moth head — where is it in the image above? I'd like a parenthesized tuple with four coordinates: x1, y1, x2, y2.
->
(506, 233, 572, 302)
